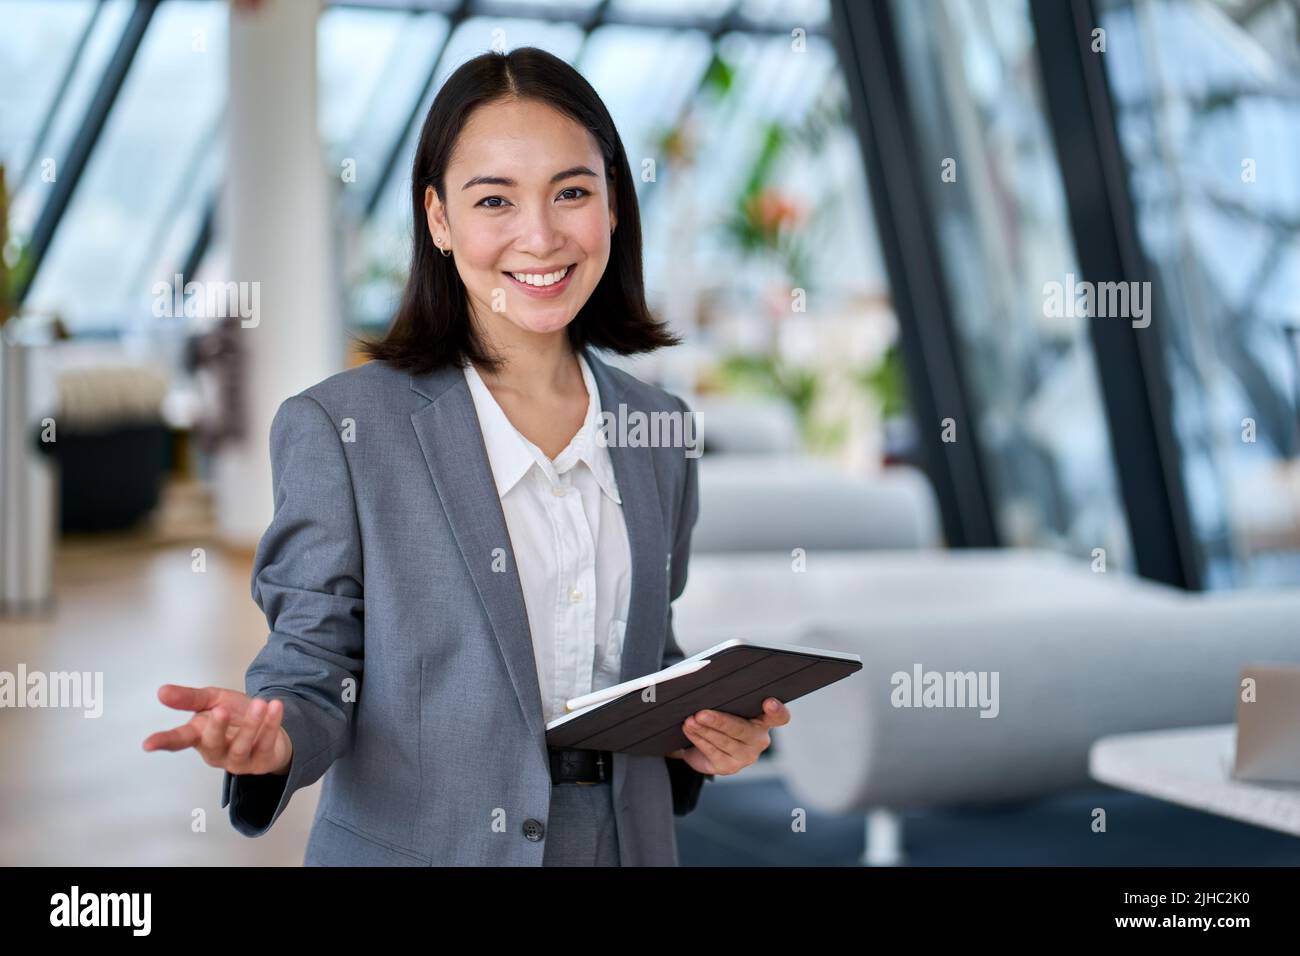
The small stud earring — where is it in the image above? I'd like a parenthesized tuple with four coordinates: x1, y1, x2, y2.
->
(436, 237, 451, 257)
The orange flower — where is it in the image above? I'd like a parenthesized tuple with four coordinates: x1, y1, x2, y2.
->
(746, 188, 804, 236)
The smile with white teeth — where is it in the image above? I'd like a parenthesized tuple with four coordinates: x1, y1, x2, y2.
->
(507, 265, 570, 286)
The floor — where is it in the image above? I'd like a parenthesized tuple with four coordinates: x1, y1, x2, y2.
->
(4, 536, 1298, 867)
(682, 767, 1300, 866)
(0, 534, 315, 866)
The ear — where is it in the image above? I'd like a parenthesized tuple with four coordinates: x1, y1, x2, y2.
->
(424, 185, 447, 240)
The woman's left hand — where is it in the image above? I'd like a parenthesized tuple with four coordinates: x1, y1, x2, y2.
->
(666, 698, 791, 775)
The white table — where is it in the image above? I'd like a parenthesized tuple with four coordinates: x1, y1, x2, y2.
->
(1089, 724, 1300, 838)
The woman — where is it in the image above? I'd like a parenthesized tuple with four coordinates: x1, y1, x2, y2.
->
(144, 47, 790, 867)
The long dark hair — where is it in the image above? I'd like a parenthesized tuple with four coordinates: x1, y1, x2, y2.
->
(353, 47, 680, 376)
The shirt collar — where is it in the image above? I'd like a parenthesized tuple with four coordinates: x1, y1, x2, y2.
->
(462, 351, 621, 505)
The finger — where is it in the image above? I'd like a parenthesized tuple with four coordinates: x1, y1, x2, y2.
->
(753, 698, 791, 728)
(683, 723, 736, 769)
(157, 684, 222, 713)
(143, 722, 201, 752)
(694, 710, 750, 743)
(249, 699, 285, 758)
(227, 698, 267, 761)
(199, 706, 231, 761)
(685, 717, 744, 760)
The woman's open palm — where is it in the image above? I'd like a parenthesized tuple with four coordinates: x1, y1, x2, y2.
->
(143, 684, 293, 776)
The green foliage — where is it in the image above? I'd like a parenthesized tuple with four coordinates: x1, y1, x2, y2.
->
(859, 343, 909, 418)
(715, 352, 819, 424)
(700, 51, 735, 99)
(0, 162, 31, 324)
(717, 89, 850, 295)
(714, 343, 909, 456)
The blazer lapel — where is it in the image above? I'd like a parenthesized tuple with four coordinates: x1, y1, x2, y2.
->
(583, 349, 669, 822)
(407, 346, 668, 746)
(583, 351, 670, 688)
(409, 361, 545, 742)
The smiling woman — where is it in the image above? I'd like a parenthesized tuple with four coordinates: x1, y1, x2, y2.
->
(355, 46, 681, 376)
(144, 46, 792, 868)
(435, 104, 600, 316)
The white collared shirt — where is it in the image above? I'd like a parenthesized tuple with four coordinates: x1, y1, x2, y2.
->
(462, 352, 633, 725)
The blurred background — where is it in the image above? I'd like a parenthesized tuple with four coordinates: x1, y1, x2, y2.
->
(1, 0, 1299, 866)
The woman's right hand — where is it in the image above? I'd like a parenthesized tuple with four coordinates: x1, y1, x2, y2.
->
(143, 684, 294, 776)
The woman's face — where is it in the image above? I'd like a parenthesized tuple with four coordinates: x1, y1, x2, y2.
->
(425, 97, 616, 344)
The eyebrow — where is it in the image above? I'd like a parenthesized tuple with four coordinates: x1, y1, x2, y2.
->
(461, 165, 599, 191)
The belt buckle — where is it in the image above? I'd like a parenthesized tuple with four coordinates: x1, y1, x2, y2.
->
(576, 751, 607, 786)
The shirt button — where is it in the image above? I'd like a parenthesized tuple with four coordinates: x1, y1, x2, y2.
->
(551, 485, 567, 497)
(522, 818, 545, 842)
(569, 588, 583, 603)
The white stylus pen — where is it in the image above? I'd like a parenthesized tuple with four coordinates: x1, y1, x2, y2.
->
(563, 659, 712, 714)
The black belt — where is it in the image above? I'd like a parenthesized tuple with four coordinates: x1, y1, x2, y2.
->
(548, 746, 613, 785)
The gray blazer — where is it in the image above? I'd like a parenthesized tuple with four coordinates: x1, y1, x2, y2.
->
(220, 344, 709, 865)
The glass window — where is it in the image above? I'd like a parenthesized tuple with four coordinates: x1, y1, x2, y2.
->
(736, 0, 830, 28)
(579, 25, 714, 166)
(1098, 0, 1300, 587)
(318, 6, 449, 171)
(24, 0, 227, 333)
(610, 0, 735, 19)
(0, 0, 97, 179)
(889, 0, 1134, 565)
(476, 0, 603, 12)
(0, 0, 135, 237)
(580, 27, 897, 463)
(657, 30, 846, 297)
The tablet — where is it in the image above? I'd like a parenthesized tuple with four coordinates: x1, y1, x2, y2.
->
(545, 638, 863, 757)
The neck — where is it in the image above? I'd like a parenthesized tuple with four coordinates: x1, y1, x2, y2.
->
(470, 312, 583, 399)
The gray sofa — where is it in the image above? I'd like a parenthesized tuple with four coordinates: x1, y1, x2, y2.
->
(693, 456, 941, 554)
(677, 454, 1300, 860)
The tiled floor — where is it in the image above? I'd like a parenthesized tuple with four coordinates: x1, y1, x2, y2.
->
(4, 538, 1298, 867)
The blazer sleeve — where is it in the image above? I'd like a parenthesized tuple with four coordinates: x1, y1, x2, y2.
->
(220, 393, 365, 837)
(663, 394, 713, 816)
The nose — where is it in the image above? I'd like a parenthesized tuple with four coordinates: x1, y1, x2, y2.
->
(514, 200, 565, 260)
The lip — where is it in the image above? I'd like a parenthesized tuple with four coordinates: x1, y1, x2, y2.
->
(502, 263, 576, 299)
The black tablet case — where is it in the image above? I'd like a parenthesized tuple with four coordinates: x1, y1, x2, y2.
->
(545, 642, 862, 756)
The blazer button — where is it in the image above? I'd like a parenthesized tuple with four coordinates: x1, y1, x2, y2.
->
(522, 818, 545, 842)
